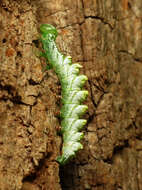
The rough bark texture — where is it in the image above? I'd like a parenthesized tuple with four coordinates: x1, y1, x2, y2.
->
(0, 0, 142, 190)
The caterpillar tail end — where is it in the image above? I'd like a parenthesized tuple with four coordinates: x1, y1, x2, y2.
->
(56, 151, 77, 165)
(56, 155, 71, 166)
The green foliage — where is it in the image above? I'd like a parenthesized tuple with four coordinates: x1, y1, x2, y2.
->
(40, 24, 88, 165)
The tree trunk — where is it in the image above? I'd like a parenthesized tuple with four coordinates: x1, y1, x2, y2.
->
(0, 0, 142, 190)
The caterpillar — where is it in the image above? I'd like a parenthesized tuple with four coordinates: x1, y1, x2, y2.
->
(40, 24, 88, 165)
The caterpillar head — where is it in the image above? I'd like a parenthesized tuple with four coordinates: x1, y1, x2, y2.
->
(40, 24, 58, 40)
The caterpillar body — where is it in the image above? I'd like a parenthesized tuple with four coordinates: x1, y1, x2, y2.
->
(40, 24, 88, 165)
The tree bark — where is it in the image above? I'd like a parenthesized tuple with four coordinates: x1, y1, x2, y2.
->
(0, 0, 142, 190)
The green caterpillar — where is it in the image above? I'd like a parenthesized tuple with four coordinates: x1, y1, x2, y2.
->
(40, 24, 88, 165)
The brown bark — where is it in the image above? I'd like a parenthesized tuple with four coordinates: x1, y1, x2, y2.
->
(0, 0, 142, 190)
